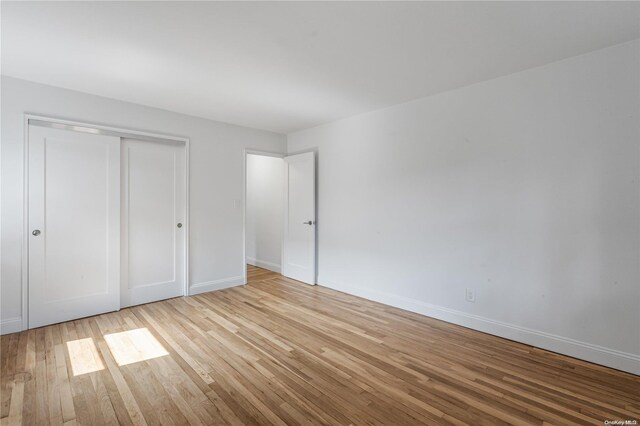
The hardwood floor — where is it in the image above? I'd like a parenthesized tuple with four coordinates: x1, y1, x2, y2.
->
(1, 265, 638, 425)
(246, 264, 281, 283)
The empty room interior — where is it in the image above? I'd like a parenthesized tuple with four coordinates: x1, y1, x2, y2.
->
(1, 1, 639, 425)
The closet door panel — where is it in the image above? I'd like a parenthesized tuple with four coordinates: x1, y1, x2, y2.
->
(121, 138, 185, 307)
(28, 126, 120, 328)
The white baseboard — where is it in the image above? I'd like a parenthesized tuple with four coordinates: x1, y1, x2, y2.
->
(1, 276, 247, 334)
(1, 317, 23, 335)
(247, 257, 281, 273)
(189, 276, 244, 296)
(319, 277, 640, 376)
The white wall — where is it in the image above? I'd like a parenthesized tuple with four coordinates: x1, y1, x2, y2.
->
(245, 154, 284, 272)
(1, 76, 286, 334)
(287, 40, 640, 374)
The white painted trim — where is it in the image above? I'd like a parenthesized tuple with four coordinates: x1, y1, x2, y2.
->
(184, 137, 190, 297)
(245, 149, 285, 158)
(20, 114, 191, 332)
(26, 114, 188, 144)
(242, 148, 286, 285)
(0, 317, 23, 335)
(319, 277, 640, 375)
(189, 276, 244, 295)
(22, 116, 30, 331)
(247, 257, 282, 273)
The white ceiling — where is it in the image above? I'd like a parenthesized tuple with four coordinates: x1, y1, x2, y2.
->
(2, 2, 639, 134)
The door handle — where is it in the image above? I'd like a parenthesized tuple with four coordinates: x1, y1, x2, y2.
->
(32, 229, 41, 236)
(303, 221, 315, 225)
(177, 223, 183, 228)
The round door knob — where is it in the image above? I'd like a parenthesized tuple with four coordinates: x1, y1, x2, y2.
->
(303, 221, 315, 225)
(32, 229, 41, 236)
(177, 223, 183, 228)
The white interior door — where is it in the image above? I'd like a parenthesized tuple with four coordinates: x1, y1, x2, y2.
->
(28, 126, 121, 328)
(121, 138, 186, 308)
(283, 152, 316, 284)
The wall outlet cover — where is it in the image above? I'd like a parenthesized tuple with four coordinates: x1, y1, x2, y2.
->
(465, 288, 476, 303)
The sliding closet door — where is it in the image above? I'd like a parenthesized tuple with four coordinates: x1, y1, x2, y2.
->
(28, 126, 121, 328)
(121, 138, 186, 308)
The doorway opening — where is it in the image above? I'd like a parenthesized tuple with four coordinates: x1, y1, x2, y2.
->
(244, 151, 285, 284)
(243, 149, 317, 286)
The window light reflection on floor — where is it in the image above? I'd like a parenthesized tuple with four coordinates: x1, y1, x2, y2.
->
(66, 337, 105, 376)
(103, 327, 169, 366)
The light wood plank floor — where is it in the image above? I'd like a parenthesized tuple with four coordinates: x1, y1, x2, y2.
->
(2, 265, 639, 425)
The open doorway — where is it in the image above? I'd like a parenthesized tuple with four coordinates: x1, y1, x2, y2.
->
(244, 151, 285, 283)
(243, 149, 317, 286)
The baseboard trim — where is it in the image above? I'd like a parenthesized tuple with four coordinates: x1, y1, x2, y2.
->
(189, 276, 244, 296)
(247, 258, 281, 273)
(318, 277, 640, 375)
(1, 317, 23, 335)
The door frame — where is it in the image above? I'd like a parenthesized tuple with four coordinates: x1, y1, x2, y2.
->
(22, 114, 190, 331)
(242, 148, 285, 284)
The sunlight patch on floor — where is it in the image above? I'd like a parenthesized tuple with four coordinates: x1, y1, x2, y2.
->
(104, 327, 169, 366)
(66, 337, 104, 376)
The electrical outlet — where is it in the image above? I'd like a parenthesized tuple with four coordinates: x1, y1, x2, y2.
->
(465, 288, 475, 303)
